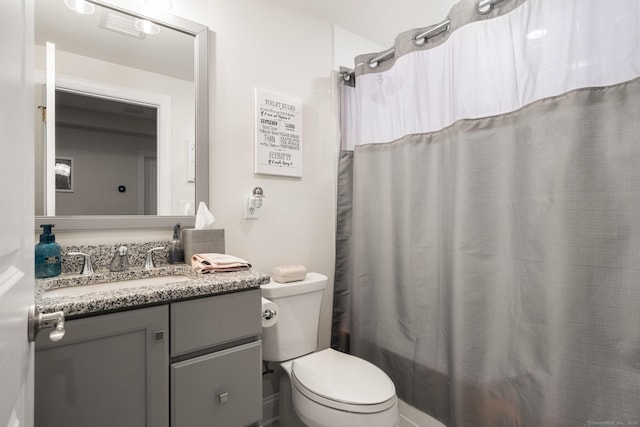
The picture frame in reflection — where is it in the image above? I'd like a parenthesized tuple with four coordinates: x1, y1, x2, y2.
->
(55, 157, 73, 192)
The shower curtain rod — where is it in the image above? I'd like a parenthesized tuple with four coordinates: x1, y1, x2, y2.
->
(338, 0, 507, 86)
(367, 19, 452, 67)
(338, 19, 449, 86)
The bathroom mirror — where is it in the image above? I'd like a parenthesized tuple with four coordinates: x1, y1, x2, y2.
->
(34, 0, 209, 230)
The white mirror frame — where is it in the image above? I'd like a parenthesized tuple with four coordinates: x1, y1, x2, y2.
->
(35, 0, 209, 230)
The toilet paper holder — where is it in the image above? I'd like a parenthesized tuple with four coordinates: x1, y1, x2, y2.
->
(261, 296, 278, 328)
(262, 307, 277, 320)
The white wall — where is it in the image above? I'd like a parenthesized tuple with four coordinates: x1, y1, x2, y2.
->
(333, 25, 385, 69)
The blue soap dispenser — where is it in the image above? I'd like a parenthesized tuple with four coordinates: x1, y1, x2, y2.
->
(35, 224, 62, 278)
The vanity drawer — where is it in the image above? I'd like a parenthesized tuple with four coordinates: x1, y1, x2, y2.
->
(171, 340, 262, 427)
(170, 289, 261, 356)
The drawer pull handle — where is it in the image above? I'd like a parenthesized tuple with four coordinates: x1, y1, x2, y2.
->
(218, 392, 229, 404)
(154, 330, 165, 342)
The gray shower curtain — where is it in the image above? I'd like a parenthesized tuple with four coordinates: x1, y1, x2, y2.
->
(332, 1, 640, 426)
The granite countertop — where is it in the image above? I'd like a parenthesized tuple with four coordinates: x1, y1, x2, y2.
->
(36, 265, 270, 318)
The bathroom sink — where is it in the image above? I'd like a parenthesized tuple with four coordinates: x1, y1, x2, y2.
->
(41, 274, 191, 298)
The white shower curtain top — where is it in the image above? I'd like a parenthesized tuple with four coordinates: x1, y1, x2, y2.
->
(341, 0, 640, 149)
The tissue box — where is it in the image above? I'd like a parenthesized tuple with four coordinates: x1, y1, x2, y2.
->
(271, 265, 307, 283)
(182, 229, 225, 261)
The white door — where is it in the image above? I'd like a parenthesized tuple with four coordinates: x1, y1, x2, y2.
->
(0, 1, 35, 427)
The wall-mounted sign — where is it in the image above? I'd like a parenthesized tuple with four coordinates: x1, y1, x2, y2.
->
(254, 89, 303, 177)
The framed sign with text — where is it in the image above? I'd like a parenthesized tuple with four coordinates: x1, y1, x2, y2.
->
(254, 89, 303, 177)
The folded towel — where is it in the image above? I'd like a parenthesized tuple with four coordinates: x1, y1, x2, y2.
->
(191, 253, 251, 273)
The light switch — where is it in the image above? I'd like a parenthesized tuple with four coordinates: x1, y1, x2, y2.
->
(218, 392, 229, 404)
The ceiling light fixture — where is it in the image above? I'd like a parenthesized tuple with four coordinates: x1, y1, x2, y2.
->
(64, 0, 96, 15)
(100, 9, 146, 39)
(134, 18, 161, 35)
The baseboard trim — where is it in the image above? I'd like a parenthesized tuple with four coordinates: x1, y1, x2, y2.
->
(398, 399, 447, 427)
(262, 392, 280, 426)
(400, 413, 420, 427)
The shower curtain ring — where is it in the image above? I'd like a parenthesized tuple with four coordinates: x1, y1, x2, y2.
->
(476, 0, 496, 14)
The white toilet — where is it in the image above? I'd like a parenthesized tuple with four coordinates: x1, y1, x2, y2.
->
(261, 272, 400, 427)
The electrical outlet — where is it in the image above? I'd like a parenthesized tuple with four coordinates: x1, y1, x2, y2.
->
(244, 195, 258, 219)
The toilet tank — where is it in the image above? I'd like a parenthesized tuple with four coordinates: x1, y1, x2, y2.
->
(261, 273, 328, 362)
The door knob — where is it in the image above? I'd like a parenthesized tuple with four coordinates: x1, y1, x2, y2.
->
(28, 305, 66, 342)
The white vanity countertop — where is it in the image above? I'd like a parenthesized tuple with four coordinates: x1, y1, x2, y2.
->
(35, 265, 270, 318)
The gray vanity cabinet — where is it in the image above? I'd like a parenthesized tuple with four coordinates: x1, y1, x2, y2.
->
(34, 305, 169, 427)
(170, 289, 262, 427)
(34, 288, 262, 427)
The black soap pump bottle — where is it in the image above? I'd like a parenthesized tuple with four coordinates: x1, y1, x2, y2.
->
(168, 223, 185, 264)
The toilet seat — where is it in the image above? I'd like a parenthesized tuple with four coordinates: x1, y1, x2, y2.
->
(291, 349, 397, 414)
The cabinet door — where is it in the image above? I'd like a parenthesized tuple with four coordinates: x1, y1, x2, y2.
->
(172, 341, 262, 427)
(35, 306, 169, 427)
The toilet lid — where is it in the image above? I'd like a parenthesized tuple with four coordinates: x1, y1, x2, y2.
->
(291, 349, 397, 412)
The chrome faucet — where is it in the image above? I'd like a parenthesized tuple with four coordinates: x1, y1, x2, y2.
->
(145, 247, 166, 270)
(109, 246, 129, 272)
(67, 252, 94, 275)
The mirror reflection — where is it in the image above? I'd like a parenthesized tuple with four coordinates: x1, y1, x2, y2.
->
(55, 90, 159, 215)
(35, 0, 197, 217)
